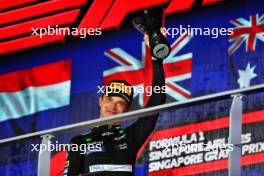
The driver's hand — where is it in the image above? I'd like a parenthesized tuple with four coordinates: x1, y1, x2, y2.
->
(144, 28, 167, 47)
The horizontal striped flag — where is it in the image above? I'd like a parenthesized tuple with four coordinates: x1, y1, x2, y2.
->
(0, 60, 71, 122)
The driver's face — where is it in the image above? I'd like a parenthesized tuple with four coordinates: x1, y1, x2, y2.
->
(99, 95, 129, 118)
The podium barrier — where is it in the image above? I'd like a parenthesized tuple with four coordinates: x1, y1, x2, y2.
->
(1, 84, 264, 176)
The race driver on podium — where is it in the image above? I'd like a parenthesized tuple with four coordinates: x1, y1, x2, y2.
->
(64, 7, 170, 176)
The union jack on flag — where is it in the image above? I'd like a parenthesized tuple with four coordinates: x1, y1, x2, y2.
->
(228, 13, 264, 56)
(103, 34, 193, 107)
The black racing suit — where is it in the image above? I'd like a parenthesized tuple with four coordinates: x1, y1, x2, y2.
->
(64, 59, 165, 176)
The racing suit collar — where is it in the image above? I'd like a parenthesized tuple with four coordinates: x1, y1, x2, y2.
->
(92, 124, 121, 132)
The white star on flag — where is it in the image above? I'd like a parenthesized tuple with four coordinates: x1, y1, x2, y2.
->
(237, 63, 257, 88)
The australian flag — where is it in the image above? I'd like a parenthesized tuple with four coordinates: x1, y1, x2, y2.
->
(0, 0, 263, 176)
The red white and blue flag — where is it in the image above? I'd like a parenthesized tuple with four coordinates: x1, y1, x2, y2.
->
(0, 60, 71, 122)
(0, 1, 264, 176)
(228, 13, 264, 55)
(103, 34, 192, 107)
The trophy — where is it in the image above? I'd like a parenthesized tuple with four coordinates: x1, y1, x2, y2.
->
(132, 7, 171, 60)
